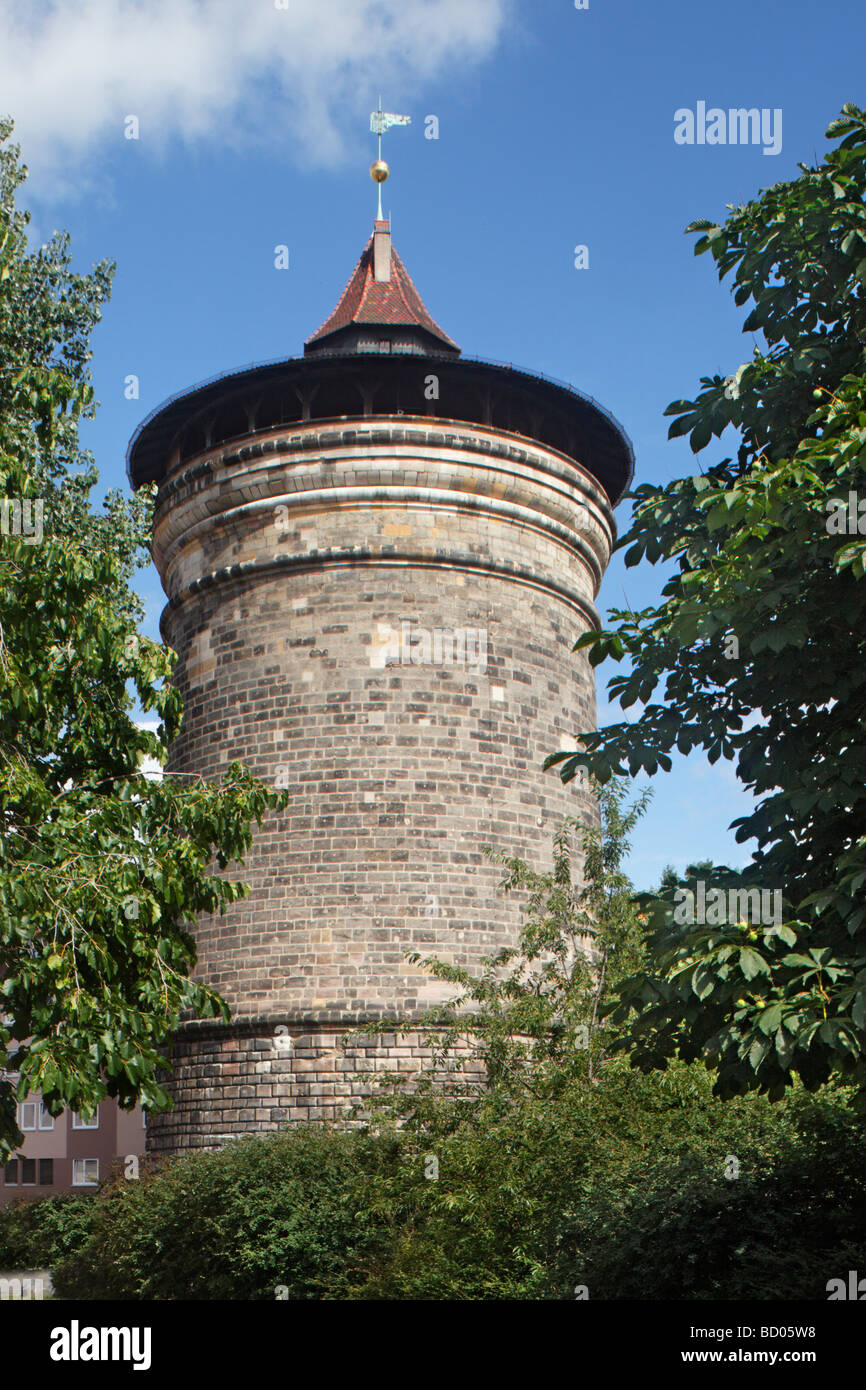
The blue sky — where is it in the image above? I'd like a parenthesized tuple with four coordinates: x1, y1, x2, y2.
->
(4, 0, 864, 889)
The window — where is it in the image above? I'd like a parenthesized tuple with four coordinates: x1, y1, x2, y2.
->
(38, 1159, 54, 1186)
(38, 1102, 54, 1130)
(21, 1158, 36, 1185)
(72, 1159, 99, 1187)
(72, 1107, 99, 1130)
(142, 1108, 147, 1129)
(4, 1160, 18, 1185)
(18, 1102, 36, 1131)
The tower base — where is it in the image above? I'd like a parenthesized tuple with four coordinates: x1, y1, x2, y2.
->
(145, 1017, 482, 1154)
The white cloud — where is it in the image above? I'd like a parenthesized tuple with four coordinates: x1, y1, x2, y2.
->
(0, 0, 508, 198)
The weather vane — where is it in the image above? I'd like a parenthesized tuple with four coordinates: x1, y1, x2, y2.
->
(370, 98, 411, 220)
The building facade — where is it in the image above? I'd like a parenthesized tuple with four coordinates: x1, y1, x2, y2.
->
(126, 217, 633, 1154)
(0, 1080, 145, 1207)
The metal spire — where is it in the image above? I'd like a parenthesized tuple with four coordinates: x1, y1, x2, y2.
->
(369, 99, 411, 220)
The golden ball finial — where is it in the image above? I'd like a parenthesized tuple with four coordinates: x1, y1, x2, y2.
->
(370, 159, 390, 184)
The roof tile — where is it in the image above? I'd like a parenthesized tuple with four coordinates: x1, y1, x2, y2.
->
(305, 227, 459, 353)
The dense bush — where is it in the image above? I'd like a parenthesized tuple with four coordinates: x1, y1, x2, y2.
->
(572, 1078, 866, 1299)
(0, 1192, 97, 1269)
(338, 1066, 866, 1301)
(50, 1126, 404, 1300)
(27, 1064, 863, 1300)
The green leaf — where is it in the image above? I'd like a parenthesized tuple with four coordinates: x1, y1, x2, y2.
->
(739, 948, 769, 980)
(689, 420, 713, 453)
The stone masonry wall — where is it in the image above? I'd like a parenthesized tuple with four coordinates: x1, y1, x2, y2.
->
(147, 1021, 485, 1153)
(146, 415, 614, 1152)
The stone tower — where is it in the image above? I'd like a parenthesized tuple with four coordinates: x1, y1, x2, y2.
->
(127, 214, 632, 1153)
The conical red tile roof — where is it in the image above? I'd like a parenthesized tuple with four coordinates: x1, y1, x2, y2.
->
(305, 224, 459, 354)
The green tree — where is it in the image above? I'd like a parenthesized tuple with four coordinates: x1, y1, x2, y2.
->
(362, 778, 650, 1121)
(657, 860, 716, 892)
(0, 119, 284, 1159)
(548, 103, 866, 1104)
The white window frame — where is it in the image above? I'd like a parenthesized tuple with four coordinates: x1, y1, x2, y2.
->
(38, 1101, 54, 1130)
(72, 1158, 99, 1187)
(72, 1107, 99, 1130)
(18, 1102, 36, 1131)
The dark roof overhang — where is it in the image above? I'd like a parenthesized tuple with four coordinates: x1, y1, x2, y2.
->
(126, 352, 634, 505)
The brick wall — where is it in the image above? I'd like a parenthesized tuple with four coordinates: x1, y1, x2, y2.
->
(146, 415, 613, 1151)
(146, 1020, 485, 1153)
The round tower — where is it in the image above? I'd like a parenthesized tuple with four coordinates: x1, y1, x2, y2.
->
(128, 210, 632, 1153)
